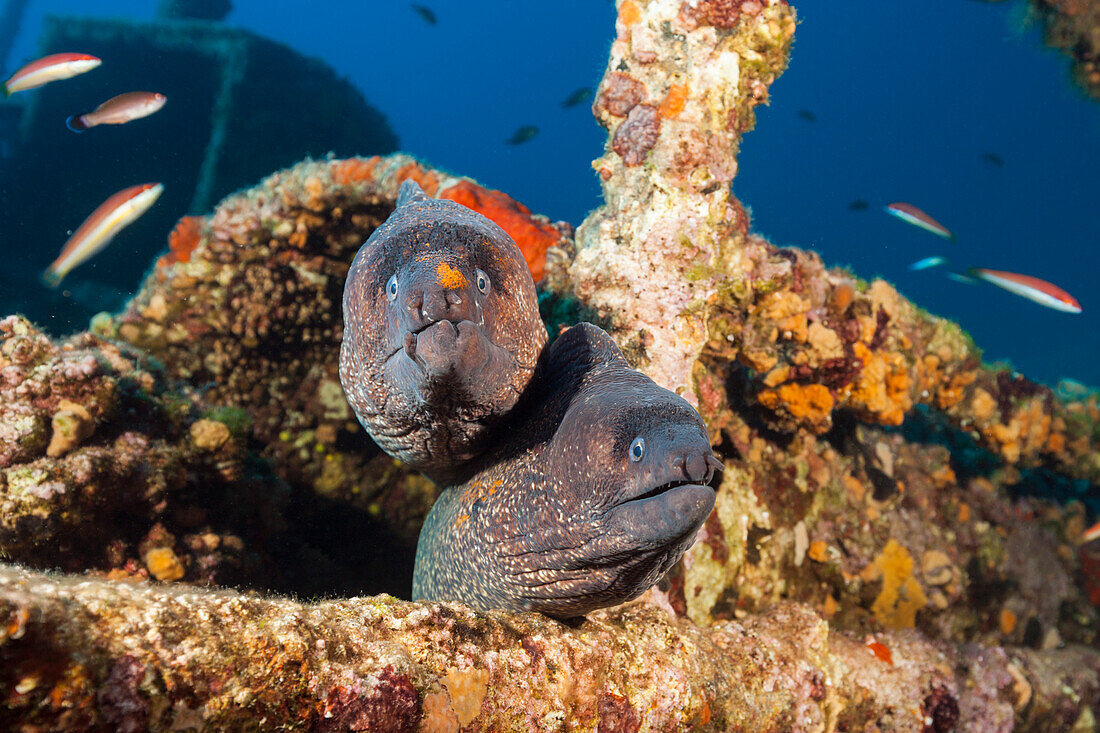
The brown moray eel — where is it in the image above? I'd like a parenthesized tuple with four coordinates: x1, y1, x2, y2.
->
(340, 180, 547, 483)
(412, 323, 721, 618)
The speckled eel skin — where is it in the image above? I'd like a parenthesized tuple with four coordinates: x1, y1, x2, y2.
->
(412, 323, 720, 617)
(339, 181, 546, 483)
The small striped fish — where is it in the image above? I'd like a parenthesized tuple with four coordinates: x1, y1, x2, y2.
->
(885, 202, 954, 240)
(969, 268, 1081, 314)
(67, 91, 167, 132)
(41, 183, 164, 288)
(3, 52, 100, 95)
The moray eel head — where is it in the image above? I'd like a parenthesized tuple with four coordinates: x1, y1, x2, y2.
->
(512, 339, 719, 615)
(550, 372, 717, 548)
(340, 180, 546, 481)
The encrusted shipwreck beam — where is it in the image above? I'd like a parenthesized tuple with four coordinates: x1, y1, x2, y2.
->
(552, 0, 1100, 484)
(570, 0, 797, 405)
(2, 563, 1099, 732)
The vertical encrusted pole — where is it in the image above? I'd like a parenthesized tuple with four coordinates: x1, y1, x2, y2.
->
(570, 0, 795, 402)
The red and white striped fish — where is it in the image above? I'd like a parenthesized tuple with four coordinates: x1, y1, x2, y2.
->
(41, 183, 164, 288)
(66, 91, 167, 132)
(3, 52, 101, 96)
(969, 268, 1082, 314)
(884, 202, 954, 240)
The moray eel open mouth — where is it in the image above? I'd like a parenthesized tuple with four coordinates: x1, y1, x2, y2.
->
(385, 319, 472, 364)
(618, 453, 722, 506)
(607, 456, 720, 547)
(622, 477, 707, 505)
(387, 320, 517, 389)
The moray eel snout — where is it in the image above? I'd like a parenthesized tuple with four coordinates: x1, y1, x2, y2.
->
(340, 180, 546, 482)
(389, 259, 495, 380)
(607, 424, 721, 549)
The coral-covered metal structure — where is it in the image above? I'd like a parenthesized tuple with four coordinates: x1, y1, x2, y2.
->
(1032, 0, 1100, 100)
(3, 0, 1100, 728)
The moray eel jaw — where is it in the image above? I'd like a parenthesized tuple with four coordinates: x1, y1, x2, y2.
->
(400, 318, 502, 383)
(500, 416, 719, 617)
(385, 317, 524, 414)
(499, 479, 714, 616)
(377, 317, 525, 476)
(497, 370, 723, 616)
(606, 481, 715, 549)
(599, 439, 718, 557)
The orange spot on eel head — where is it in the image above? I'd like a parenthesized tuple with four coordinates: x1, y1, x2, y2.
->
(436, 261, 468, 290)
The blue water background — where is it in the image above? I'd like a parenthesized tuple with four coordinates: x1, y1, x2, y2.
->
(4, 0, 1098, 388)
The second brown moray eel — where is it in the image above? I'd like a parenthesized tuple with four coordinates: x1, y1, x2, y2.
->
(340, 180, 547, 484)
(412, 322, 721, 618)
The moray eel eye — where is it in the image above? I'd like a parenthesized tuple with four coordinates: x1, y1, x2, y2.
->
(387, 274, 398, 301)
(629, 436, 645, 462)
(475, 268, 491, 295)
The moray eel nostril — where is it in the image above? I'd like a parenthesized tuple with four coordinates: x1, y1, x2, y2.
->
(685, 452, 709, 483)
(420, 285, 472, 324)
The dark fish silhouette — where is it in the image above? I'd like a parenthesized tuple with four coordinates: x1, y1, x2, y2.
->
(848, 199, 869, 212)
(560, 87, 593, 108)
(796, 109, 816, 122)
(981, 151, 1004, 168)
(506, 125, 539, 145)
(410, 3, 437, 25)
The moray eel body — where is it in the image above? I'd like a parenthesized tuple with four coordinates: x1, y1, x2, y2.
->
(340, 181, 547, 483)
(413, 323, 720, 617)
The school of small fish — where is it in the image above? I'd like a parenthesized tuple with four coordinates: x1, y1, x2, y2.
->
(882, 200, 1080, 314)
(3, 51, 168, 288)
(7, 6, 598, 286)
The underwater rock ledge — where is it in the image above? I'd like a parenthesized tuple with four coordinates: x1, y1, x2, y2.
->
(2, 562, 1099, 732)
